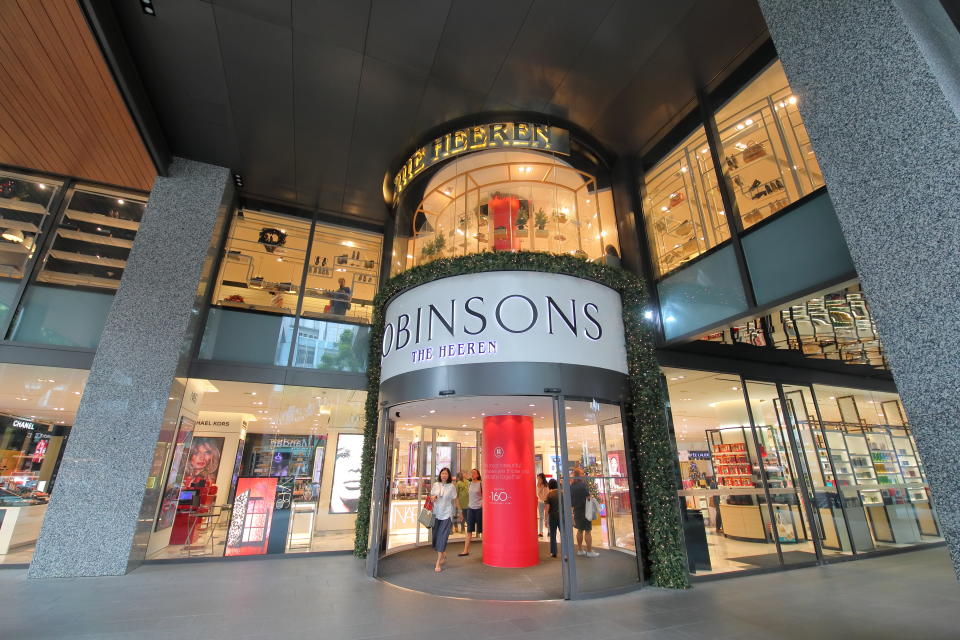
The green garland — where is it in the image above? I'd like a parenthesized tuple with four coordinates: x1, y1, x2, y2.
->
(353, 251, 689, 589)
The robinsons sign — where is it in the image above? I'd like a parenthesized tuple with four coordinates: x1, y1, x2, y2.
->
(380, 271, 628, 382)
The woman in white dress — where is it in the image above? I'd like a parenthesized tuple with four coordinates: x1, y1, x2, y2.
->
(430, 467, 458, 572)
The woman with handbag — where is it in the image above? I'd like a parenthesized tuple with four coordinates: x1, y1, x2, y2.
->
(430, 467, 457, 573)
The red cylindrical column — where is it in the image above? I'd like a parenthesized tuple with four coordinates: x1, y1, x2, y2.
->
(482, 415, 538, 567)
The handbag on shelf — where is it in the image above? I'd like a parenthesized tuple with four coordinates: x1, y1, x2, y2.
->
(742, 140, 767, 163)
(668, 191, 685, 208)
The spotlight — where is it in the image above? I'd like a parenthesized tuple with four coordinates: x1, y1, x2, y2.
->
(140, 0, 156, 16)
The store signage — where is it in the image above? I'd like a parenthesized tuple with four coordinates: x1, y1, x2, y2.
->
(393, 122, 570, 195)
(380, 271, 627, 382)
(12, 419, 34, 431)
(688, 451, 711, 460)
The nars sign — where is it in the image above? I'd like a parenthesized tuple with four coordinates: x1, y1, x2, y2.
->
(393, 122, 570, 195)
(380, 272, 627, 382)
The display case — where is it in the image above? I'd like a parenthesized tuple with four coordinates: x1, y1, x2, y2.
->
(0, 171, 61, 287)
(36, 187, 146, 290)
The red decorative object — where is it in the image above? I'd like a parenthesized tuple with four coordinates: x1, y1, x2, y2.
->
(482, 415, 538, 568)
(489, 194, 521, 252)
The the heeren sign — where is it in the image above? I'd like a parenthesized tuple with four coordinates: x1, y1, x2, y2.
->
(380, 271, 627, 382)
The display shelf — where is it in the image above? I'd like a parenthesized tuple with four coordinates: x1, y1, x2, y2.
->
(0, 216, 41, 233)
(48, 249, 126, 269)
(0, 197, 46, 215)
(57, 228, 134, 249)
(64, 209, 140, 231)
(0, 243, 32, 256)
(35, 269, 121, 290)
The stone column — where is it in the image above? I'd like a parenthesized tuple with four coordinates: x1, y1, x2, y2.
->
(29, 159, 232, 577)
(758, 0, 960, 577)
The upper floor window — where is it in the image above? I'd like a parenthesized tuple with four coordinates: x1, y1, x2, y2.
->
(642, 128, 727, 278)
(715, 60, 824, 230)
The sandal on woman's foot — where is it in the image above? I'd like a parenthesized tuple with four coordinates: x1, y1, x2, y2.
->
(435, 566, 442, 572)
(458, 552, 469, 556)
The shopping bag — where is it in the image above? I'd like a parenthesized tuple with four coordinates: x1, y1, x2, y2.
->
(418, 508, 435, 528)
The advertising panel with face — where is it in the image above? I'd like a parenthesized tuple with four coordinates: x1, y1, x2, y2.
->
(329, 433, 363, 514)
(182, 437, 224, 490)
(155, 416, 196, 531)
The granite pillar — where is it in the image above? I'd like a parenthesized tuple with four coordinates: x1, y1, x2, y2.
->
(29, 159, 232, 577)
(758, 0, 960, 577)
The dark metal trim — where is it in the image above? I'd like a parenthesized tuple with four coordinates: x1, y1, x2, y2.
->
(239, 196, 385, 234)
(379, 363, 629, 407)
(0, 343, 95, 370)
(188, 360, 367, 390)
(655, 348, 897, 392)
(77, 0, 171, 175)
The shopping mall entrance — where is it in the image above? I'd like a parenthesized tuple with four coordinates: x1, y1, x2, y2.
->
(367, 394, 641, 600)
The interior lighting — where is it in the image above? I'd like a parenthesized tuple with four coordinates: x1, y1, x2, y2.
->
(38, 184, 46, 190)
(680, 167, 688, 172)
(643, 310, 654, 320)
(429, 409, 436, 414)
(117, 199, 125, 205)
(788, 95, 798, 105)
(660, 206, 669, 212)
(2, 229, 24, 243)
(341, 240, 356, 247)
(140, 0, 156, 16)
(736, 124, 745, 130)
(744, 119, 753, 126)
(529, 404, 536, 407)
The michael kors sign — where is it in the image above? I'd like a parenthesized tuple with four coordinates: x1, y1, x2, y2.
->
(380, 271, 627, 382)
(392, 122, 570, 196)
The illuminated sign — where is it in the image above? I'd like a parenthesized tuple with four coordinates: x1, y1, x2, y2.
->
(12, 419, 34, 430)
(393, 122, 570, 195)
(380, 271, 627, 382)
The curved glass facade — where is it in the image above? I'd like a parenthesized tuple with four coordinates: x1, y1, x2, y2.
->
(392, 149, 619, 274)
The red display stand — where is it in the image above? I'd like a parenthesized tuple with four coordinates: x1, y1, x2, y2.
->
(482, 415, 538, 567)
(489, 194, 521, 252)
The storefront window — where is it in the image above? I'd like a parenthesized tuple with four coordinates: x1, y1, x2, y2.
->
(643, 128, 727, 278)
(203, 210, 380, 369)
(666, 367, 942, 577)
(8, 185, 147, 348)
(0, 363, 88, 565)
(694, 281, 889, 371)
(715, 60, 824, 231)
(0, 170, 62, 329)
(146, 380, 366, 559)
(394, 150, 619, 273)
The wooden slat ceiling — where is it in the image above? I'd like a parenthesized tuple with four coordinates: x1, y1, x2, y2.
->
(0, 0, 155, 191)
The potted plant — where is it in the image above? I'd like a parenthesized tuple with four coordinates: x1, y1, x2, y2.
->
(514, 201, 530, 235)
(534, 208, 550, 238)
(554, 208, 568, 224)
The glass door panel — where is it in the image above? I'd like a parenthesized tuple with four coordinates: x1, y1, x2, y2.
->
(745, 381, 819, 567)
(386, 424, 422, 550)
(564, 399, 639, 595)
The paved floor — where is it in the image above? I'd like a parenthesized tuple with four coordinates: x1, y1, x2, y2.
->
(0, 546, 956, 639)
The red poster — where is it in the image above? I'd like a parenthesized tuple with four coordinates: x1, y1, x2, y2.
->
(482, 415, 538, 567)
(224, 477, 278, 556)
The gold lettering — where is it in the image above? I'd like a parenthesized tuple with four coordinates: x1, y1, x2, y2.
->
(412, 148, 426, 175)
(433, 136, 444, 159)
(512, 123, 532, 146)
(490, 123, 510, 145)
(443, 133, 452, 157)
(535, 124, 552, 148)
(470, 126, 488, 149)
(451, 129, 469, 154)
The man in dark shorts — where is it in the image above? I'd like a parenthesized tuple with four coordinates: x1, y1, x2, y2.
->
(570, 467, 598, 557)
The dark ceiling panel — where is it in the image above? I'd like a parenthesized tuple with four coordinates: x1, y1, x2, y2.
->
(549, 0, 695, 133)
(103, 0, 771, 223)
(366, 0, 451, 73)
(292, 33, 363, 210)
(487, 0, 615, 112)
(429, 0, 534, 95)
(343, 55, 427, 208)
(413, 79, 487, 136)
(214, 4, 296, 201)
(211, 0, 291, 28)
(111, 0, 240, 169)
(292, 0, 370, 54)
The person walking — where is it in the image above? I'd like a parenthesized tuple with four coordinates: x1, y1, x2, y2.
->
(458, 468, 482, 556)
(570, 467, 598, 557)
(536, 472, 549, 537)
(545, 478, 561, 557)
(454, 471, 469, 533)
(430, 467, 457, 572)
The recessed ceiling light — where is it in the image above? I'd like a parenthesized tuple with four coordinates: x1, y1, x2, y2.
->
(140, 0, 156, 16)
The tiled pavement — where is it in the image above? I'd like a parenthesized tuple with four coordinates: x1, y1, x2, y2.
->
(0, 546, 956, 639)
